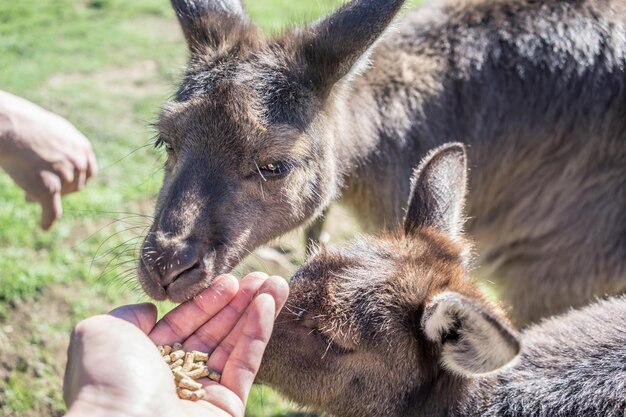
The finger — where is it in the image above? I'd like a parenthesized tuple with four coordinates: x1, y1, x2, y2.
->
(149, 274, 239, 345)
(60, 152, 88, 194)
(220, 293, 276, 405)
(62, 166, 86, 195)
(76, 167, 87, 190)
(39, 186, 62, 231)
(86, 146, 98, 180)
(260, 276, 289, 318)
(179, 385, 243, 417)
(53, 161, 75, 186)
(109, 303, 158, 335)
(204, 275, 288, 372)
(191, 384, 245, 417)
(182, 272, 269, 352)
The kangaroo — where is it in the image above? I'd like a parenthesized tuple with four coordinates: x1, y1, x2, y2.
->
(257, 144, 626, 417)
(138, 0, 626, 325)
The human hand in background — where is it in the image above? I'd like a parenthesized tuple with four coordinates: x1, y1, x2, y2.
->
(63, 273, 289, 417)
(0, 90, 97, 230)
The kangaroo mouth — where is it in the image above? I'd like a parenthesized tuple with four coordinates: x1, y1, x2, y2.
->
(138, 251, 232, 303)
(163, 265, 210, 302)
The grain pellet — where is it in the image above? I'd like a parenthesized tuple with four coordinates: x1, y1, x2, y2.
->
(179, 377, 203, 391)
(192, 351, 209, 362)
(182, 352, 195, 372)
(173, 369, 187, 381)
(177, 389, 193, 400)
(186, 367, 209, 379)
(178, 387, 205, 401)
(157, 344, 221, 401)
(190, 390, 205, 401)
(169, 359, 183, 369)
(208, 370, 221, 383)
(170, 350, 185, 362)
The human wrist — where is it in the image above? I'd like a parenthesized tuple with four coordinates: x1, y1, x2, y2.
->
(0, 90, 34, 158)
(0, 108, 16, 157)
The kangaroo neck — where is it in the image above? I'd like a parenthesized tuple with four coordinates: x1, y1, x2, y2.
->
(326, 81, 387, 179)
(327, 58, 449, 183)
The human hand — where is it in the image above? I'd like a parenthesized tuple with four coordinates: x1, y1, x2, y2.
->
(0, 90, 97, 230)
(63, 272, 289, 417)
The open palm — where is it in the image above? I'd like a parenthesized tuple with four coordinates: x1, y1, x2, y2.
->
(64, 272, 289, 417)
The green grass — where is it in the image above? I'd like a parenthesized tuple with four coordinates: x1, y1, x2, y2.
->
(0, 1, 354, 416)
(0, 0, 429, 415)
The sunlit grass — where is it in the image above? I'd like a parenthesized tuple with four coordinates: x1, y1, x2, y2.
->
(0, 1, 352, 415)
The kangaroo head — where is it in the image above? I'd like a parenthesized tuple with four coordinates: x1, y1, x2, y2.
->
(258, 144, 521, 417)
(138, 0, 406, 301)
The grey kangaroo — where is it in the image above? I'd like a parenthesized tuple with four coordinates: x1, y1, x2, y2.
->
(257, 144, 626, 417)
(138, 0, 626, 325)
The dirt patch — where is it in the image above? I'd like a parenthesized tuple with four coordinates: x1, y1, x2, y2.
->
(46, 59, 164, 97)
(121, 15, 183, 45)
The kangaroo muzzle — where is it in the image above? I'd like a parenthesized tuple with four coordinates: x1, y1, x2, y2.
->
(138, 231, 218, 302)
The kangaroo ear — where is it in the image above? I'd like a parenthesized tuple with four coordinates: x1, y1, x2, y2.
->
(170, 0, 250, 53)
(299, 0, 406, 94)
(404, 143, 467, 240)
(422, 292, 521, 376)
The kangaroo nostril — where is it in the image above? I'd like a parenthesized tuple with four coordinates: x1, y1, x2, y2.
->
(141, 234, 202, 288)
(160, 246, 200, 287)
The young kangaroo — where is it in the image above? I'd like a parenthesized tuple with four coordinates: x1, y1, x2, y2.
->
(138, 0, 626, 324)
(257, 144, 626, 417)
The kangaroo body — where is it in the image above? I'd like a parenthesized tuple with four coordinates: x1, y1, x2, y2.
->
(140, 0, 626, 325)
(459, 296, 626, 417)
(333, 0, 626, 324)
(258, 145, 626, 417)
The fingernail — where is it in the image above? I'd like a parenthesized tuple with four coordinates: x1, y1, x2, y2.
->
(211, 274, 237, 291)
(246, 271, 269, 281)
(211, 275, 228, 292)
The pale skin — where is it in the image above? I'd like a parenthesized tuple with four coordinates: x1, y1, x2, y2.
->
(0, 90, 97, 230)
(63, 272, 289, 417)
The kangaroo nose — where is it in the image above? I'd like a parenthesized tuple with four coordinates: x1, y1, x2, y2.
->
(142, 234, 200, 288)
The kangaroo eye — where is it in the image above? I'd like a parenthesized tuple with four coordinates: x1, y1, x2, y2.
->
(258, 161, 291, 179)
(156, 136, 174, 153)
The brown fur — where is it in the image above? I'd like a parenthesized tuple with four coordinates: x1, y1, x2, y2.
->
(257, 145, 626, 417)
(259, 231, 480, 417)
(138, 0, 626, 325)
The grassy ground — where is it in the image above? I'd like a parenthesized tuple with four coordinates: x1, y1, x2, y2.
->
(0, 1, 361, 416)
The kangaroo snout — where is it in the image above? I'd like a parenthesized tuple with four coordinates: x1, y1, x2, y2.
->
(139, 232, 215, 302)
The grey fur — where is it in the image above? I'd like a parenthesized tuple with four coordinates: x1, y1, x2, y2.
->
(140, 0, 626, 324)
(336, 0, 626, 325)
(258, 145, 626, 417)
(460, 296, 626, 417)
